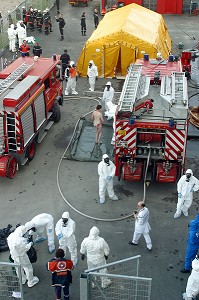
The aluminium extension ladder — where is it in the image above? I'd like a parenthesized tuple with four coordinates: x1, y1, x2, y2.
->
(0, 62, 34, 95)
(171, 72, 187, 105)
(118, 64, 142, 112)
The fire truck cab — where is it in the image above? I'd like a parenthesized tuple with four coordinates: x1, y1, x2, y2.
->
(0, 56, 63, 178)
(115, 54, 189, 183)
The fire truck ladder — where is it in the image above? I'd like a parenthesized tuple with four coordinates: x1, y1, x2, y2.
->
(118, 64, 143, 112)
(0, 62, 34, 95)
(171, 72, 187, 105)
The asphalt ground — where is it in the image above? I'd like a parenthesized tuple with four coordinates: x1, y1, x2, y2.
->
(0, 1, 199, 299)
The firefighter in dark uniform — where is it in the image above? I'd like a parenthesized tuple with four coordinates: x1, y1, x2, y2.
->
(33, 42, 42, 57)
(33, 8, 38, 28)
(46, 8, 53, 33)
(43, 10, 49, 35)
(28, 8, 35, 31)
(36, 10, 43, 32)
(22, 6, 27, 26)
(80, 12, 86, 36)
(60, 49, 70, 80)
(55, 13, 65, 41)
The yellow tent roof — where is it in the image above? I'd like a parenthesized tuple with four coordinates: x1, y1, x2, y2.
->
(77, 4, 172, 77)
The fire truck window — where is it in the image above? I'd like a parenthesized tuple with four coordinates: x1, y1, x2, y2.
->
(44, 78, 50, 90)
(51, 71, 55, 85)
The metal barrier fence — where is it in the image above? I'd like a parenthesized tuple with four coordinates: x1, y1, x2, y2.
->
(0, 261, 24, 299)
(80, 255, 152, 300)
(0, 0, 55, 50)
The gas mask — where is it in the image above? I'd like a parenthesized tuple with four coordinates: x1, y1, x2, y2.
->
(88, 63, 92, 68)
(72, 64, 75, 68)
(186, 174, 191, 182)
(62, 218, 68, 226)
(106, 85, 110, 91)
(104, 157, 110, 166)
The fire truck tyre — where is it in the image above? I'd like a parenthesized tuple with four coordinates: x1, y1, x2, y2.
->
(52, 104, 61, 123)
(27, 140, 36, 161)
(6, 157, 17, 179)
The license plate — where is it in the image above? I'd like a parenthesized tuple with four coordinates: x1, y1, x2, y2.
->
(118, 129, 126, 135)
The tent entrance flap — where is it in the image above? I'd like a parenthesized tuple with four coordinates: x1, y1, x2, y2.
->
(104, 45, 120, 77)
(121, 45, 136, 76)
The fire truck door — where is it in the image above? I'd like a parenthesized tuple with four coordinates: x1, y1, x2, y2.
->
(34, 91, 46, 130)
(103, 45, 119, 77)
(21, 106, 34, 147)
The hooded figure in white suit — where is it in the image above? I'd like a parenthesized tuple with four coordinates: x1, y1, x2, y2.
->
(16, 21, 26, 47)
(25, 213, 55, 253)
(129, 201, 152, 250)
(87, 60, 98, 92)
(183, 256, 199, 300)
(174, 169, 199, 218)
(98, 154, 118, 204)
(7, 225, 39, 288)
(55, 211, 78, 266)
(7, 24, 16, 52)
(102, 81, 114, 110)
(80, 226, 111, 288)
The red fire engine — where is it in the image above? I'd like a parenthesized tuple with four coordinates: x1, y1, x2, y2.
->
(0, 56, 63, 178)
(114, 53, 189, 184)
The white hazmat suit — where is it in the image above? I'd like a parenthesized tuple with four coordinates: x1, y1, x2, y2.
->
(80, 226, 111, 288)
(55, 212, 78, 266)
(7, 225, 39, 288)
(16, 22, 27, 47)
(183, 257, 199, 300)
(130, 203, 152, 250)
(174, 169, 199, 218)
(7, 24, 16, 52)
(98, 154, 118, 204)
(87, 60, 98, 92)
(25, 213, 55, 253)
(64, 61, 78, 96)
(102, 82, 114, 110)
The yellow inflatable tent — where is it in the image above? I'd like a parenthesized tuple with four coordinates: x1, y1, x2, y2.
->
(77, 4, 172, 78)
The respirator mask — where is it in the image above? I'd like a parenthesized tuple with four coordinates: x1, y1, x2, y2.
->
(104, 157, 110, 166)
(62, 218, 68, 226)
(186, 174, 191, 182)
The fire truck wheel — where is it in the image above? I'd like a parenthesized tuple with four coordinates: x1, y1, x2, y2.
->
(27, 139, 36, 161)
(6, 157, 17, 179)
(52, 104, 61, 123)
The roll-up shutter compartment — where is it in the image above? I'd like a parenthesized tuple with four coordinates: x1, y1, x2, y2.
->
(34, 92, 46, 130)
(21, 106, 34, 147)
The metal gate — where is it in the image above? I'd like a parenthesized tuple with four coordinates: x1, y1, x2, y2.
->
(0, 262, 24, 299)
(80, 255, 152, 300)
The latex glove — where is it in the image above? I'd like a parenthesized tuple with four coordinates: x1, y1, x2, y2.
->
(81, 254, 85, 261)
(104, 255, 108, 260)
(57, 233, 63, 240)
(107, 176, 112, 181)
(190, 187, 194, 192)
(178, 192, 182, 198)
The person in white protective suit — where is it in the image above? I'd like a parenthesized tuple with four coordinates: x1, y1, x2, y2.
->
(129, 201, 152, 251)
(80, 226, 111, 289)
(7, 225, 39, 288)
(174, 169, 199, 219)
(7, 23, 16, 52)
(102, 81, 115, 111)
(55, 212, 78, 267)
(64, 61, 78, 96)
(183, 256, 199, 300)
(25, 213, 55, 253)
(98, 154, 118, 204)
(87, 60, 98, 92)
(16, 21, 27, 47)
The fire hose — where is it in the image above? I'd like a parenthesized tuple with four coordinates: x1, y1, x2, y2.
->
(142, 148, 152, 203)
